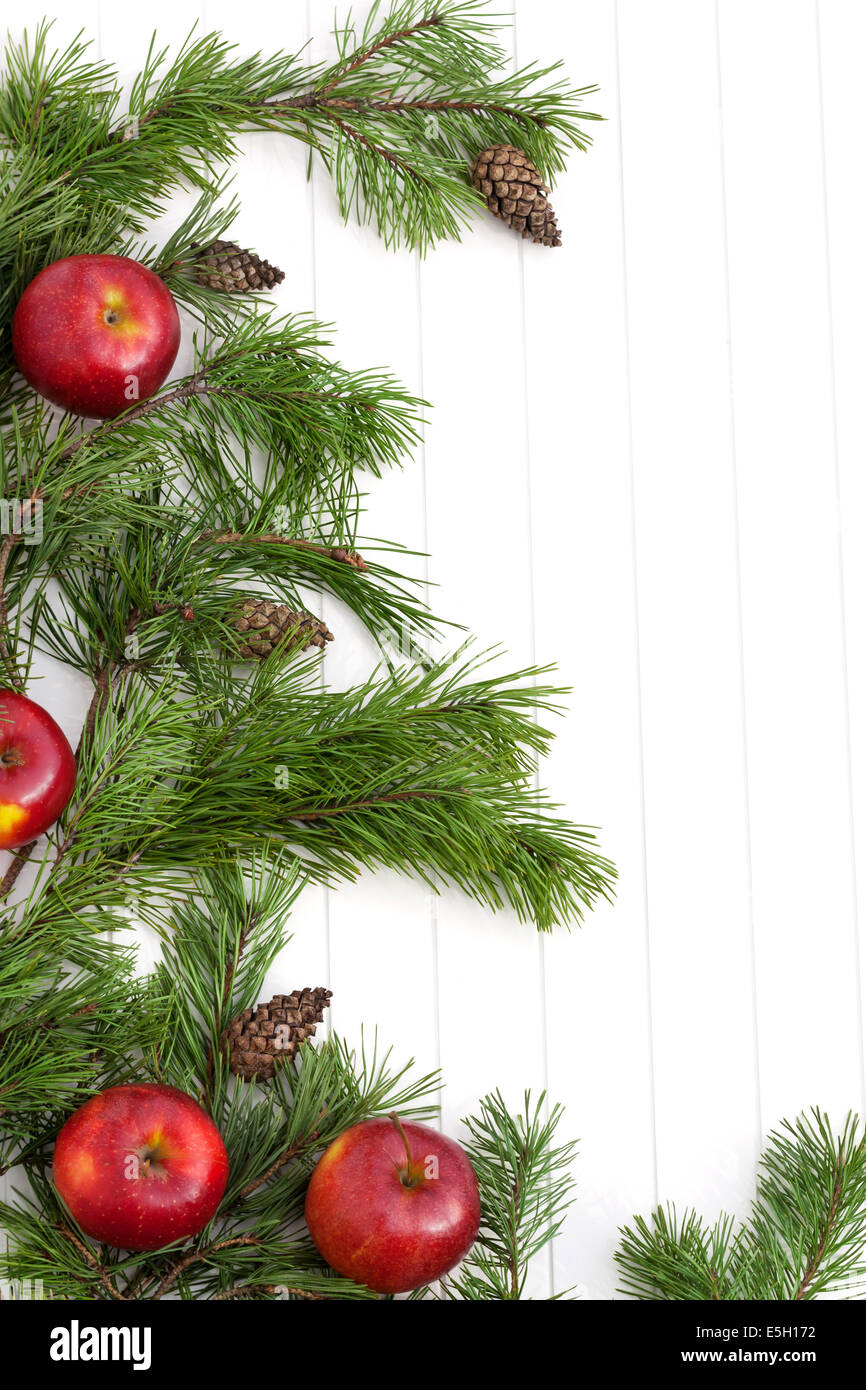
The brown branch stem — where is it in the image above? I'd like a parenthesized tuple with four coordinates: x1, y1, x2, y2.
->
(58, 368, 213, 462)
(203, 905, 256, 1110)
(330, 112, 430, 186)
(0, 532, 25, 690)
(507, 1143, 526, 1299)
(57, 1225, 128, 1301)
(235, 1114, 327, 1204)
(269, 93, 549, 127)
(794, 1150, 845, 1299)
(151, 1236, 261, 1300)
(198, 529, 367, 571)
(212, 1282, 327, 1301)
(318, 14, 444, 94)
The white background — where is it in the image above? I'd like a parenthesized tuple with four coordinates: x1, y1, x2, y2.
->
(6, 0, 866, 1300)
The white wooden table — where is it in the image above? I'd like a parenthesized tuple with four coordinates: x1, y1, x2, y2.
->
(7, 0, 866, 1299)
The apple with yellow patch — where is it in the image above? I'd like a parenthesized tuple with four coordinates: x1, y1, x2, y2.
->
(305, 1113, 481, 1294)
(0, 690, 76, 849)
(13, 253, 180, 419)
(53, 1083, 229, 1251)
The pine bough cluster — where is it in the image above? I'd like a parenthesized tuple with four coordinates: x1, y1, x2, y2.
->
(0, 4, 608, 1299)
(617, 1111, 866, 1301)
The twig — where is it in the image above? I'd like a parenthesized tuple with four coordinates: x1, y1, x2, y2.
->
(58, 368, 213, 461)
(55, 360, 384, 470)
(507, 1141, 526, 1299)
(198, 529, 367, 571)
(56, 1225, 128, 1301)
(272, 93, 549, 127)
(151, 1235, 261, 1300)
(794, 1150, 844, 1299)
(212, 1282, 327, 1301)
(0, 532, 25, 690)
(317, 13, 444, 94)
(203, 904, 257, 1108)
(235, 1116, 327, 1204)
(329, 112, 431, 187)
(66, 8, 555, 174)
(75, 665, 113, 761)
(53, 663, 137, 873)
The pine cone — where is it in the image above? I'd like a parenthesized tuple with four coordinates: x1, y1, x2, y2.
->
(191, 239, 286, 292)
(224, 989, 332, 1081)
(231, 598, 333, 661)
(470, 145, 561, 247)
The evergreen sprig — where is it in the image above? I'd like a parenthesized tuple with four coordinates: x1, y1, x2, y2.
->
(0, 3, 599, 275)
(1, 857, 579, 1300)
(0, 6, 602, 1298)
(615, 1110, 866, 1301)
(424, 1090, 579, 1300)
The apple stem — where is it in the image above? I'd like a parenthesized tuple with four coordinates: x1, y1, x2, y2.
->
(389, 1110, 423, 1190)
(389, 1111, 414, 1168)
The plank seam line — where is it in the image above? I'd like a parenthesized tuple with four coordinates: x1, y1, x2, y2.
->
(813, 0, 866, 1113)
(613, 0, 659, 1210)
(713, 0, 763, 1148)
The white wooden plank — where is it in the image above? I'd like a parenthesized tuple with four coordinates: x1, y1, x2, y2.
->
(418, 9, 550, 1300)
(616, 0, 760, 1214)
(7, 0, 866, 1302)
(99, 0, 199, 84)
(718, 0, 864, 1127)
(299, 3, 440, 1084)
(516, 0, 657, 1300)
(817, 0, 866, 1114)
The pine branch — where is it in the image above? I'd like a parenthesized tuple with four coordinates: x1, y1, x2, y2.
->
(0, 7, 606, 1299)
(432, 1090, 578, 1300)
(142, 648, 617, 931)
(0, 531, 25, 687)
(615, 1109, 866, 1301)
(615, 1206, 746, 1302)
(198, 530, 369, 573)
(0, 5, 600, 258)
(234, 1132, 321, 1205)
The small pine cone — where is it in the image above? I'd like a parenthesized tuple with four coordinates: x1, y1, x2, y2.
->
(231, 598, 333, 661)
(470, 145, 562, 247)
(192, 239, 286, 292)
(224, 989, 332, 1082)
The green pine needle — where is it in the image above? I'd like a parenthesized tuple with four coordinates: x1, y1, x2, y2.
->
(0, 6, 605, 1298)
(616, 1109, 866, 1301)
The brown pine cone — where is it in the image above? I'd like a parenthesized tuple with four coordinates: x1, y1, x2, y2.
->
(224, 988, 333, 1082)
(231, 598, 333, 661)
(192, 239, 285, 292)
(470, 145, 562, 247)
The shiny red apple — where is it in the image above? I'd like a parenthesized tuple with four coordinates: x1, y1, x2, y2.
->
(0, 690, 76, 849)
(54, 1083, 229, 1251)
(12, 253, 180, 419)
(305, 1114, 480, 1294)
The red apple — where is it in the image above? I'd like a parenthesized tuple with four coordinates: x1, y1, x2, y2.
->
(305, 1113, 480, 1294)
(12, 254, 180, 419)
(0, 690, 76, 849)
(53, 1083, 229, 1251)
